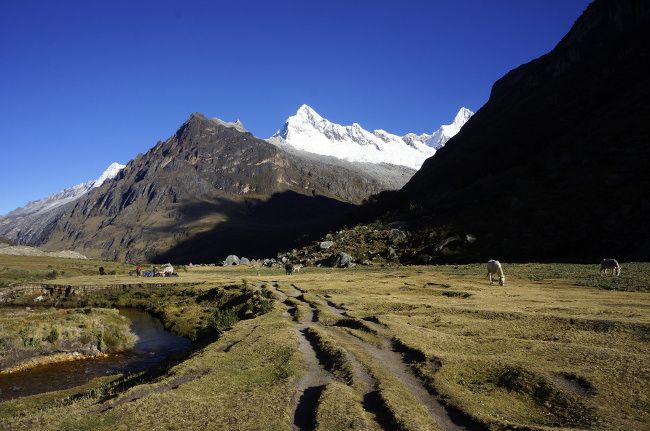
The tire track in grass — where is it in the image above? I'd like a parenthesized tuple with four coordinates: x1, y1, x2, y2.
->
(292, 283, 470, 431)
(268, 282, 334, 430)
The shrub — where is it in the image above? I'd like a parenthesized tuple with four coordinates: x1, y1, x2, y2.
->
(210, 308, 238, 334)
(99, 266, 106, 275)
(46, 328, 59, 343)
(99, 325, 134, 352)
(257, 298, 274, 315)
(18, 329, 39, 348)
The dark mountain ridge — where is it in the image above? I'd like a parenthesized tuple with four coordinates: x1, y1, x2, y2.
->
(354, 0, 650, 261)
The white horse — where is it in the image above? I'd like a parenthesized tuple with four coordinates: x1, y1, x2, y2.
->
(600, 258, 620, 276)
(487, 260, 505, 286)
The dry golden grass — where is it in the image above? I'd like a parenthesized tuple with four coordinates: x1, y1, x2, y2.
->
(316, 381, 370, 431)
(282, 264, 650, 431)
(0, 259, 648, 430)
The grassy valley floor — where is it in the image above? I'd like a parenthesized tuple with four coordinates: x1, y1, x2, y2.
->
(0, 257, 648, 430)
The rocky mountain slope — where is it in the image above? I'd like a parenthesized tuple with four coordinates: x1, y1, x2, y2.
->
(0, 243, 87, 259)
(268, 104, 473, 169)
(0, 163, 125, 244)
(35, 113, 405, 262)
(352, 0, 650, 261)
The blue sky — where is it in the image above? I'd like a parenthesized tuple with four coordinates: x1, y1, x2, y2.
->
(0, 0, 590, 215)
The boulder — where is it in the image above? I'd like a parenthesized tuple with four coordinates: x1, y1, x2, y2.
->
(319, 241, 334, 250)
(328, 252, 355, 268)
(387, 246, 398, 261)
(240, 257, 250, 265)
(388, 229, 407, 244)
(434, 236, 461, 252)
(224, 255, 240, 265)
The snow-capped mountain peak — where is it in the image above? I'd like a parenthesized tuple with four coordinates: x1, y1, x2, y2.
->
(92, 162, 126, 188)
(269, 105, 473, 169)
(296, 103, 323, 121)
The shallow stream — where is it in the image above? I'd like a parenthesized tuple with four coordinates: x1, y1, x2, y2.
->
(0, 308, 192, 401)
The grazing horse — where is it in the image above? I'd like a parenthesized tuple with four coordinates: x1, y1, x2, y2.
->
(284, 263, 295, 275)
(487, 260, 505, 286)
(600, 258, 621, 276)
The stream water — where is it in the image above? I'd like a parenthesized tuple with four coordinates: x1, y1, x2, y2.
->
(0, 308, 192, 401)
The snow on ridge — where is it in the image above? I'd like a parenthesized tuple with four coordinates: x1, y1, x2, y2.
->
(270, 105, 473, 169)
(92, 162, 126, 188)
(3, 162, 125, 218)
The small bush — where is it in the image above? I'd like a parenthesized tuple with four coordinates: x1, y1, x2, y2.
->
(18, 329, 40, 348)
(99, 266, 106, 275)
(210, 308, 238, 334)
(99, 325, 135, 352)
(258, 298, 274, 315)
(46, 328, 59, 343)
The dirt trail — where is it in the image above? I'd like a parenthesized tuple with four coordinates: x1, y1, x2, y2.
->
(292, 327, 333, 430)
(268, 283, 334, 430)
(292, 283, 471, 431)
(267, 282, 288, 301)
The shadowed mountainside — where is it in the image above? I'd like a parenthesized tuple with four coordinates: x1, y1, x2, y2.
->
(154, 190, 354, 263)
(354, 0, 650, 261)
(36, 114, 397, 262)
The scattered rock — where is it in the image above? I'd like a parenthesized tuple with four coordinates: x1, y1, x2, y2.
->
(434, 236, 461, 252)
(385, 220, 408, 229)
(0, 244, 87, 259)
(328, 252, 355, 268)
(388, 228, 407, 244)
(319, 240, 334, 250)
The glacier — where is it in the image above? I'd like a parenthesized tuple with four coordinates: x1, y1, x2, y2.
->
(269, 104, 473, 169)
